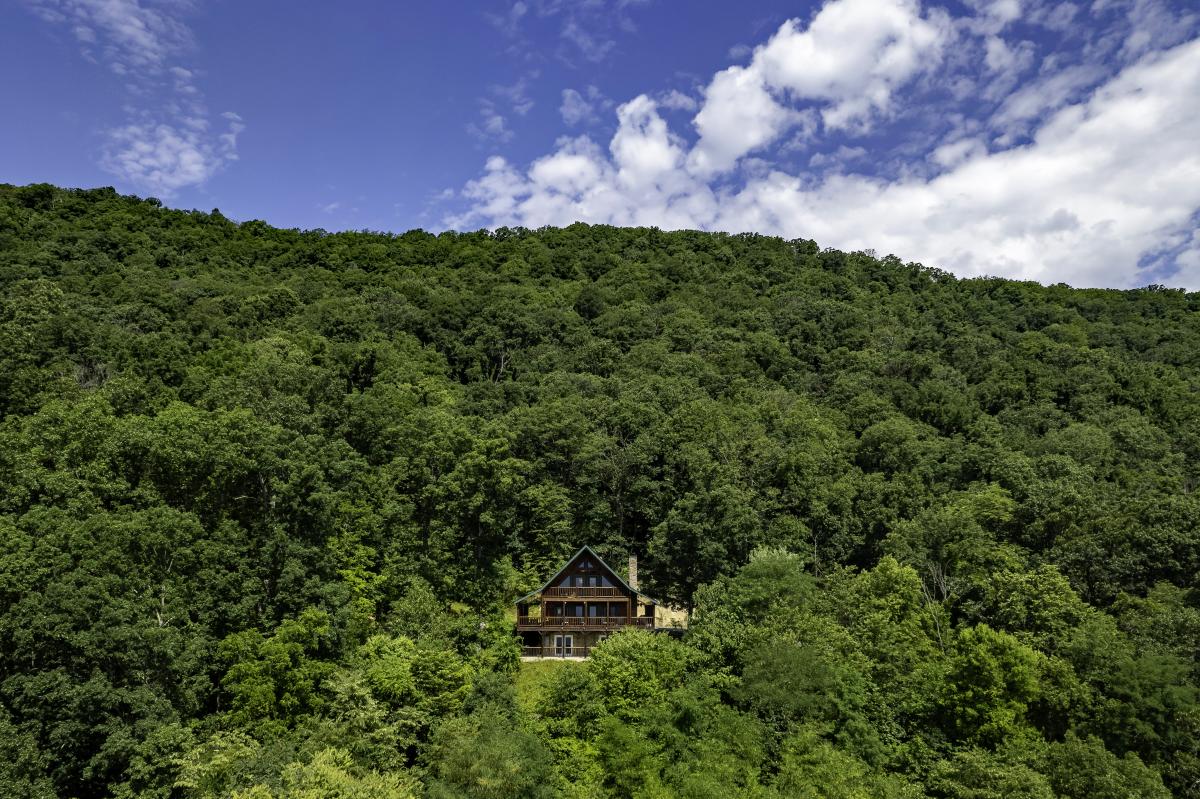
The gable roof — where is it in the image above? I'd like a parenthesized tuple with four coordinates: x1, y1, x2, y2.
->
(515, 544, 658, 605)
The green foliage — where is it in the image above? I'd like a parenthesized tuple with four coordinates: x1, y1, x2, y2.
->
(0, 707, 56, 799)
(1040, 734, 1171, 799)
(0, 184, 1198, 797)
(942, 625, 1041, 746)
(587, 630, 695, 719)
(926, 748, 1054, 799)
(425, 706, 557, 799)
(218, 609, 336, 736)
(774, 728, 922, 799)
(233, 748, 418, 799)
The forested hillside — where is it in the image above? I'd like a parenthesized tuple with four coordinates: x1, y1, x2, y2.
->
(1, 182, 1198, 798)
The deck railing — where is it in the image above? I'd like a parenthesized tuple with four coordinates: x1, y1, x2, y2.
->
(516, 615, 654, 629)
(522, 645, 594, 658)
(541, 586, 624, 597)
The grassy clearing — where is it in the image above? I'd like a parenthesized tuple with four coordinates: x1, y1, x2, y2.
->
(514, 657, 583, 714)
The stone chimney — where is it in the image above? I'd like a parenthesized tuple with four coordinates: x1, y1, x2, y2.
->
(628, 556, 638, 590)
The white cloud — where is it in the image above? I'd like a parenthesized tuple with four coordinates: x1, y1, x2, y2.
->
(452, 34, 1200, 288)
(102, 113, 243, 197)
(687, 0, 948, 175)
(468, 101, 514, 143)
(687, 64, 797, 175)
(560, 85, 613, 126)
(963, 0, 1023, 34)
(808, 145, 868, 169)
(991, 63, 1104, 137)
(1168, 229, 1200, 288)
(929, 137, 988, 168)
(471, 74, 539, 141)
(727, 43, 752, 61)
(658, 89, 698, 112)
(755, 0, 948, 128)
(1029, 1, 1077, 31)
(486, 1, 528, 37)
(562, 18, 615, 62)
(28, 0, 244, 195)
(610, 96, 688, 193)
(984, 35, 1033, 74)
(560, 88, 593, 126)
(1113, 0, 1199, 60)
(29, 0, 192, 74)
(486, 0, 649, 66)
(451, 98, 718, 231)
(493, 76, 536, 116)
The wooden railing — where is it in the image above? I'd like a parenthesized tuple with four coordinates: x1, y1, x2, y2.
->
(522, 645, 594, 658)
(542, 586, 624, 597)
(517, 616, 654, 629)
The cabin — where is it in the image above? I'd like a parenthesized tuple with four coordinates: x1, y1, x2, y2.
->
(516, 545, 658, 658)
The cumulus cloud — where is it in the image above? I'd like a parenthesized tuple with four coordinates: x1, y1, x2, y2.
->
(451, 32, 1200, 288)
(687, 0, 948, 175)
(754, 0, 948, 128)
(688, 64, 799, 175)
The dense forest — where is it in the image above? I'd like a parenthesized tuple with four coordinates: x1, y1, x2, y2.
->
(0, 182, 1197, 798)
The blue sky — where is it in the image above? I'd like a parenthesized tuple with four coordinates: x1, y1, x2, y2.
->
(4, 0, 1199, 288)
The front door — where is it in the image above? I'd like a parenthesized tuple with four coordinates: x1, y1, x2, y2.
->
(554, 634, 573, 657)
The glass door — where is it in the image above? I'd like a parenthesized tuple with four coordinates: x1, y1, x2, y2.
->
(554, 634, 574, 656)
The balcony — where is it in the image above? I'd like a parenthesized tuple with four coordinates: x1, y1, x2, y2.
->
(541, 586, 624, 597)
(516, 615, 654, 631)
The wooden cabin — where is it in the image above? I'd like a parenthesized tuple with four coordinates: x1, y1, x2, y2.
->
(516, 545, 658, 658)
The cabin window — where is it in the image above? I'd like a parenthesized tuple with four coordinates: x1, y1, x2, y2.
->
(557, 572, 613, 588)
(609, 602, 626, 617)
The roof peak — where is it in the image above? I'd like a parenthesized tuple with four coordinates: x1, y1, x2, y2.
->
(515, 544, 656, 604)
